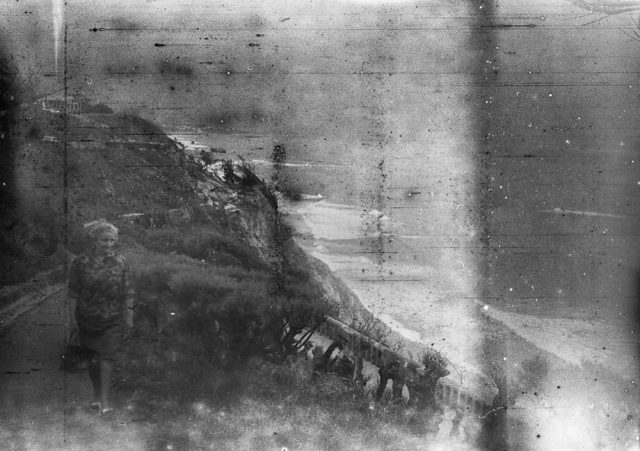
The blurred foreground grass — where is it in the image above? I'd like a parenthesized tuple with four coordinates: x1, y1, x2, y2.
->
(109, 355, 475, 451)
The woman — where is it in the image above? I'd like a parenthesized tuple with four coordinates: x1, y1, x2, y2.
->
(68, 219, 134, 414)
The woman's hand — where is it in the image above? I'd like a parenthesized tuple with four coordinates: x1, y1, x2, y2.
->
(125, 293, 135, 330)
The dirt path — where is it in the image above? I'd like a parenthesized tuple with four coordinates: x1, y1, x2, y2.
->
(0, 289, 147, 450)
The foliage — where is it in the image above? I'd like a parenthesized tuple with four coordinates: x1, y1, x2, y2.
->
(277, 271, 335, 355)
(210, 159, 263, 190)
(0, 208, 62, 284)
(352, 314, 402, 354)
(142, 226, 267, 270)
(120, 352, 458, 450)
(409, 350, 450, 411)
(485, 353, 550, 408)
(123, 244, 334, 375)
(419, 349, 450, 379)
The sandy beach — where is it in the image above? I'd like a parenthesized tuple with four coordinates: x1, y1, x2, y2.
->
(283, 197, 640, 449)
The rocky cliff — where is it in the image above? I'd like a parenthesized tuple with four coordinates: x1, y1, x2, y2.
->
(5, 104, 386, 336)
(2, 104, 505, 419)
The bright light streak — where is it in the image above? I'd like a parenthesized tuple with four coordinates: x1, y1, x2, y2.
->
(52, 0, 64, 74)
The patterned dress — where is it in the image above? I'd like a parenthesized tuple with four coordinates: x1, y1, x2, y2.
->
(68, 251, 133, 359)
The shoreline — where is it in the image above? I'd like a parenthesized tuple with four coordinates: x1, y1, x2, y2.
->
(282, 196, 639, 380)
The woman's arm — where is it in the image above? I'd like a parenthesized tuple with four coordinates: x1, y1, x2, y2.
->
(67, 293, 78, 328)
(67, 257, 81, 328)
(123, 267, 135, 329)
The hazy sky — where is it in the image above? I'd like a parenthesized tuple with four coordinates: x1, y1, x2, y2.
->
(5, 0, 474, 136)
(4, 0, 638, 239)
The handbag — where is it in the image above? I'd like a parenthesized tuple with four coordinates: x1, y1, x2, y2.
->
(59, 328, 88, 373)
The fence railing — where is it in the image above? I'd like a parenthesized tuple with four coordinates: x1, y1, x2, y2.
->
(316, 315, 493, 416)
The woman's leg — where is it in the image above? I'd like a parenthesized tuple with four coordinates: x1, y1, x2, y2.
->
(99, 359, 114, 410)
(93, 326, 120, 412)
(87, 351, 101, 404)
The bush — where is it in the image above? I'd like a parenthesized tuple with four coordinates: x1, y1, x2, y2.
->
(142, 226, 267, 270)
(277, 273, 334, 355)
(485, 353, 550, 409)
(407, 350, 450, 411)
(125, 248, 332, 375)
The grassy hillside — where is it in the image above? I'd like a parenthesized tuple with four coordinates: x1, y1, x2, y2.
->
(1, 105, 472, 449)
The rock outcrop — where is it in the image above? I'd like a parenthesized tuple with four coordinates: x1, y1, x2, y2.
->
(6, 106, 384, 334)
(3, 107, 498, 414)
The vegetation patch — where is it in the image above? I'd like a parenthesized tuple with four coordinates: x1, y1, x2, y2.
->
(1, 100, 458, 447)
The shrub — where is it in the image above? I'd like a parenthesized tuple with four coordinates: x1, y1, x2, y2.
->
(277, 275, 334, 356)
(351, 314, 401, 353)
(142, 226, 267, 270)
(125, 248, 333, 373)
(485, 353, 549, 409)
(408, 350, 450, 411)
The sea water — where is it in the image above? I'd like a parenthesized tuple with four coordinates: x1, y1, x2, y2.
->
(172, 129, 640, 448)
